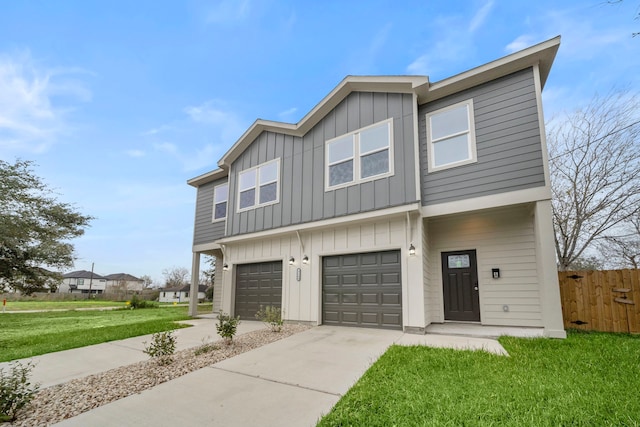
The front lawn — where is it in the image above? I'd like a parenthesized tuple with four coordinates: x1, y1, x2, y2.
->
(1, 300, 124, 311)
(318, 331, 640, 426)
(0, 307, 192, 362)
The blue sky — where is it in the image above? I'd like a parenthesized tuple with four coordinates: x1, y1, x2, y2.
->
(1, 0, 638, 286)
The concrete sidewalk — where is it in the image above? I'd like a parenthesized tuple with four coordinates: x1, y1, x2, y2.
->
(0, 316, 265, 389)
(51, 326, 508, 427)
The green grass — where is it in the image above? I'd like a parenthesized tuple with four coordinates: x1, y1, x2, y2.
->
(1, 300, 124, 311)
(318, 331, 640, 426)
(0, 307, 192, 362)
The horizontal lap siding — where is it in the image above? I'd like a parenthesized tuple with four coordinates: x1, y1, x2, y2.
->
(427, 205, 543, 327)
(420, 68, 546, 206)
(227, 92, 417, 237)
(193, 178, 227, 245)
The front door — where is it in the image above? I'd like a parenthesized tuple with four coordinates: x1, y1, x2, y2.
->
(442, 250, 480, 322)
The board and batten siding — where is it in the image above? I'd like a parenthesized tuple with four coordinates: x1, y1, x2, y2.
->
(227, 91, 418, 237)
(426, 204, 543, 327)
(219, 214, 425, 329)
(419, 68, 546, 206)
(193, 178, 227, 245)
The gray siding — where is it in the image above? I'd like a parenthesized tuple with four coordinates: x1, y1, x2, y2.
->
(228, 92, 418, 236)
(419, 68, 546, 206)
(193, 178, 227, 245)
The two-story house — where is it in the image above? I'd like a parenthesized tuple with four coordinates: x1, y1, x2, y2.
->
(187, 36, 566, 338)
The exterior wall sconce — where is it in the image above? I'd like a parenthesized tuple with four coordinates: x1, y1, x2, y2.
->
(222, 263, 229, 271)
(289, 256, 295, 265)
(408, 244, 416, 256)
(302, 255, 309, 264)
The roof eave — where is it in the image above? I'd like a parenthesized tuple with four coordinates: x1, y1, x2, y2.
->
(187, 168, 229, 188)
(217, 75, 428, 169)
(415, 36, 560, 104)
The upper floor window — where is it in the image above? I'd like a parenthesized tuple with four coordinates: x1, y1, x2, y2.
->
(326, 119, 393, 190)
(426, 99, 477, 172)
(212, 183, 228, 221)
(238, 159, 280, 211)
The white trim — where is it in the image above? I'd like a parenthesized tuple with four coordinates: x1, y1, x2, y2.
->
(421, 186, 551, 218)
(426, 99, 477, 173)
(236, 158, 281, 213)
(325, 118, 394, 191)
(532, 63, 552, 188)
(218, 202, 421, 244)
(212, 182, 228, 223)
(412, 93, 422, 202)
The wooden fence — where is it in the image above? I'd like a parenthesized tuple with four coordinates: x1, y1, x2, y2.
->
(558, 269, 640, 334)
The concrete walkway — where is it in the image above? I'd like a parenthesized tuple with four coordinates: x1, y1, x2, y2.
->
(48, 325, 508, 427)
(0, 317, 265, 389)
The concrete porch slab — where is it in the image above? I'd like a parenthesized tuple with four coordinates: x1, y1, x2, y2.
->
(425, 322, 545, 339)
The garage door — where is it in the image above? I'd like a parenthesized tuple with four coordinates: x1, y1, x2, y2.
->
(323, 250, 402, 330)
(235, 261, 282, 320)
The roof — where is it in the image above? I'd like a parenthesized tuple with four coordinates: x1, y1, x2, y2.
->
(62, 270, 108, 280)
(188, 36, 560, 188)
(162, 284, 208, 293)
(104, 273, 143, 282)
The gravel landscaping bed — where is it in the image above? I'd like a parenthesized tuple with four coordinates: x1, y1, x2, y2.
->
(9, 324, 310, 427)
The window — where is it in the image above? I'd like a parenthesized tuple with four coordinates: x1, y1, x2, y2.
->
(77, 278, 84, 286)
(426, 99, 477, 172)
(237, 159, 280, 211)
(212, 183, 228, 221)
(326, 119, 393, 189)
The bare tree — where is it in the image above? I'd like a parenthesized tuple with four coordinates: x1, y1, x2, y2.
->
(140, 275, 153, 289)
(162, 267, 189, 288)
(200, 255, 215, 287)
(548, 90, 640, 271)
(599, 216, 640, 268)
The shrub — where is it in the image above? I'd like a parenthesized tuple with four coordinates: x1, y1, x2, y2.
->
(193, 336, 220, 356)
(143, 331, 176, 365)
(255, 305, 284, 332)
(216, 312, 240, 344)
(129, 294, 158, 309)
(0, 361, 40, 422)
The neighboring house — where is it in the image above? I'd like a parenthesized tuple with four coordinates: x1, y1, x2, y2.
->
(59, 270, 108, 294)
(104, 273, 145, 293)
(187, 37, 566, 338)
(159, 284, 207, 303)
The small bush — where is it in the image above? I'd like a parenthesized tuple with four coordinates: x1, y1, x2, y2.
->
(193, 336, 220, 356)
(143, 331, 176, 365)
(216, 312, 240, 344)
(255, 305, 284, 332)
(129, 294, 158, 309)
(0, 361, 40, 422)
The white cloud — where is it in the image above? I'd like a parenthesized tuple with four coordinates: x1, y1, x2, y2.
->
(206, 0, 251, 24)
(0, 51, 89, 153)
(125, 149, 145, 158)
(278, 107, 298, 121)
(505, 35, 536, 53)
(469, 0, 494, 33)
(184, 100, 245, 142)
(405, 15, 474, 78)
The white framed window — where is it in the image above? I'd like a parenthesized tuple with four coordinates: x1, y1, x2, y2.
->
(325, 119, 393, 190)
(212, 183, 228, 222)
(237, 158, 280, 212)
(426, 99, 477, 172)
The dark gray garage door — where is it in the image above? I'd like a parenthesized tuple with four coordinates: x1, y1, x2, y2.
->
(235, 261, 282, 320)
(323, 250, 402, 330)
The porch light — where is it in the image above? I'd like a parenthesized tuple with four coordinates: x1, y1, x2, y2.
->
(302, 255, 309, 264)
(289, 256, 295, 265)
(408, 244, 416, 256)
(222, 263, 229, 271)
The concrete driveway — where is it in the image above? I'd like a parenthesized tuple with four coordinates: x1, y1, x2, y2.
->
(53, 325, 507, 426)
(53, 326, 403, 427)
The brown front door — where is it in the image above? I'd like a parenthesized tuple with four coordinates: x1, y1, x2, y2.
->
(442, 250, 480, 322)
